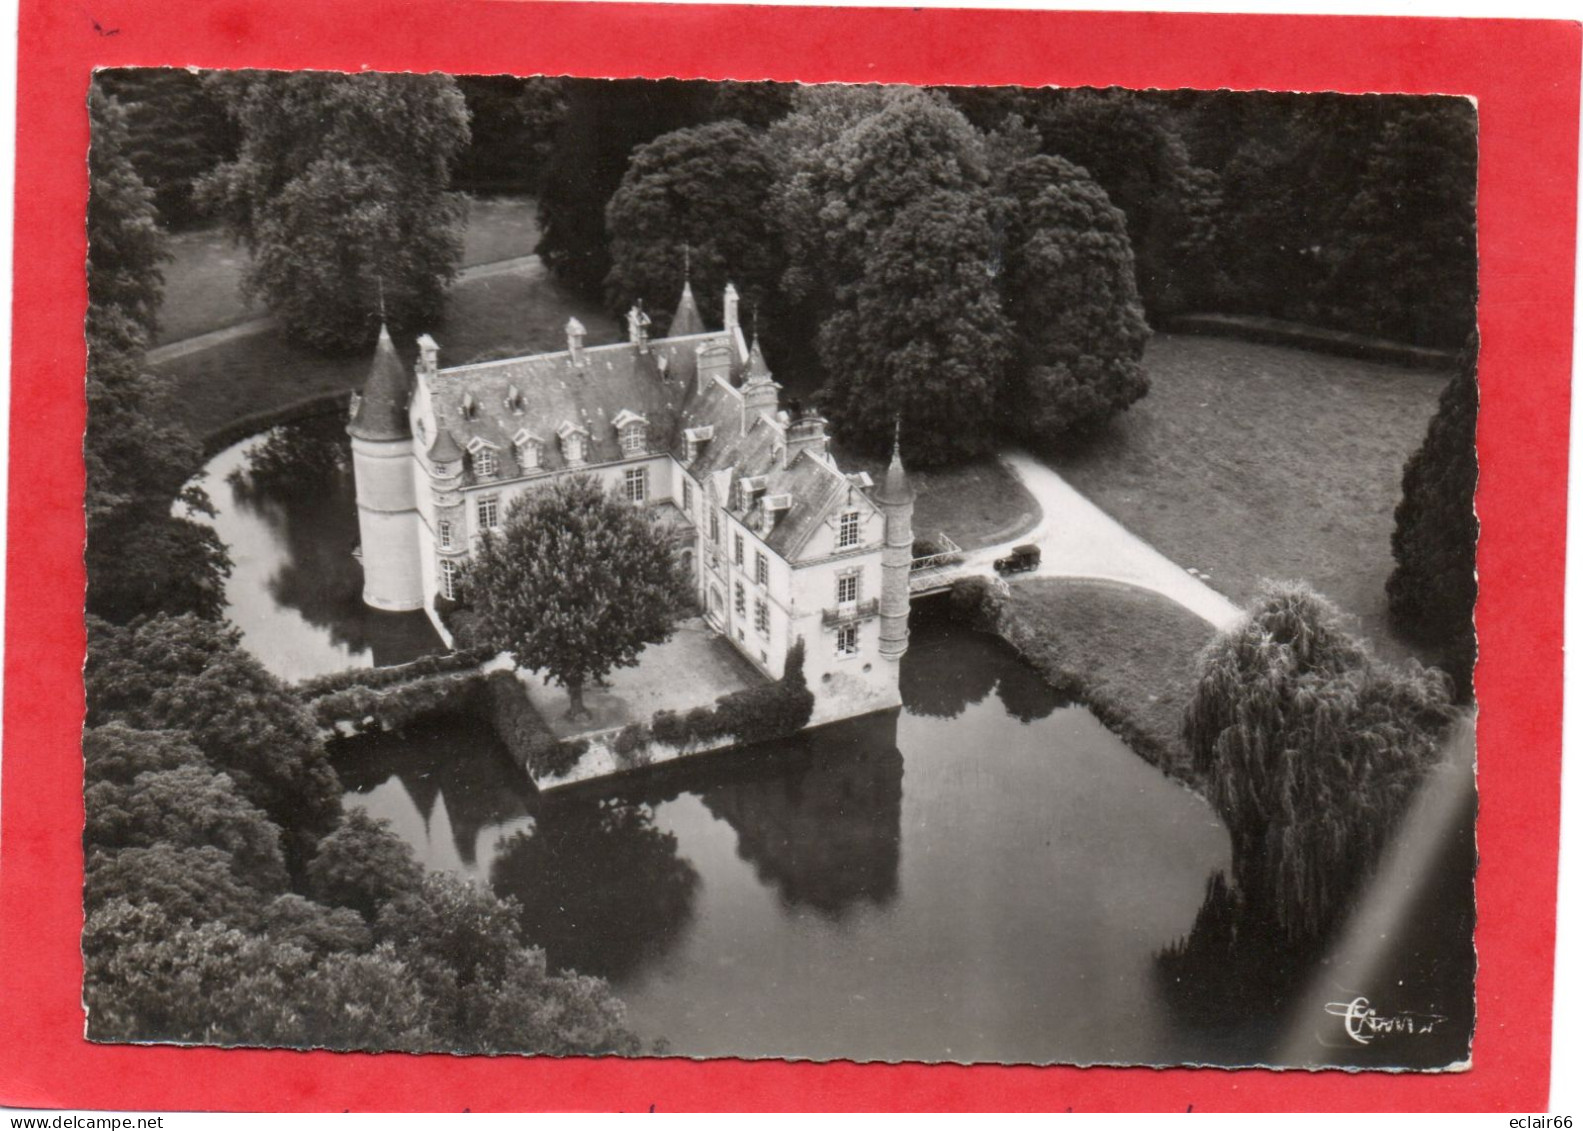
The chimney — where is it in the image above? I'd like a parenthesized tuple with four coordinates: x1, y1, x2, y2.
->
(416, 334, 439, 380)
(723, 283, 740, 335)
(566, 317, 586, 367)
(786, 408, 830, 462)
(627, 303, 651, 354)
(696, 341, 731, 395)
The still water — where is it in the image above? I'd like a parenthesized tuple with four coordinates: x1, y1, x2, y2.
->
(196, 420, 1473, 1067)
(337, 617, 1232, 1065)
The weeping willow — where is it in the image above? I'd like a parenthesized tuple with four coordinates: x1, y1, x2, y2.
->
(1184, 582, 1456, 942)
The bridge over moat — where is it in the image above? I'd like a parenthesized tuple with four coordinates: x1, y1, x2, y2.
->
(908, 534, 969, 598)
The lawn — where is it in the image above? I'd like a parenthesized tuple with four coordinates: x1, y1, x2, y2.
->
(992, 576, 1217, 777)
(835, 443, 1039, 553)
(157, 261, 616, 442)
(1049, 333, 1450, 666)
(153, 194, 541, 345)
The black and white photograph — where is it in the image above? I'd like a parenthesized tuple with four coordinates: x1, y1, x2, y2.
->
(81, 69, 1479, 1069)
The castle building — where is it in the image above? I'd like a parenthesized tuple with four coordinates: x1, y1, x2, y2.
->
(348, 281, 914, 722)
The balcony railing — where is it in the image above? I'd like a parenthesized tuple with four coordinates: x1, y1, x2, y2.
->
(822, 598, 880, 627)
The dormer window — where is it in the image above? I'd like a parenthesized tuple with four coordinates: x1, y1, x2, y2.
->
(472, 447, 497, 480)
(513, 429, 542, 472)
(505, 385, 524, 413)
(684, 425, 715, 465)
(838, 510, 861, 549)
(613, 409, 649, 458)
(462, 393, 478, 420)
(557, 421, 588, 467)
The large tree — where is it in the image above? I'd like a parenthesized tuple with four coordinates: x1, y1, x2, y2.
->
(198, 70, 471, 351)
(86, 88, 231, 625)
(1184, 582, 1456, 941)
(536, 78, 717, 295)
(997, 154, 1151, 440)
(463, 475, 688, 718)
(85, 614, 342, 863)
(1388, 337, 1479, 696)
(816, 187, 1012, 463)
(87, 86, 170, 339)
(604, 120, 782, 333)
(1021, 88, 1218, 318)
(93, 68, 238, 228)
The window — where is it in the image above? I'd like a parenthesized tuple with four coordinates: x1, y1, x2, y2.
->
(734, 533, 744, 568)
(682, 479, 693, 513)
(735, 582, 746, 616)
(710, 510, 721, 545)
(440, 559, 458, 601)
(837, 624, 859, 657)
(620, 420, 647, 456)
(837, 572, 859, 605)
(438, 520, 453, 551)
(755, 551, 769, 587)
(625, 466, 648, 504)
(838, 510, 860, 549)
(478, 495, 500, 531)
(754, 599, 770, 636)
(474, 448, 497, 480)
(516, 438, 540, 471)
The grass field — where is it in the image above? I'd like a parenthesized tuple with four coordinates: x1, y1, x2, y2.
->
(836, 443, 1039, 553)
(157, 263, 615, 441)
(154, 195, 541, 345)
(1050, 333, 1450, 666)
(977, 576, 1217, 777)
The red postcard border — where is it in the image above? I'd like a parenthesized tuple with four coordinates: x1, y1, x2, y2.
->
(3, 0, 1576, 1112)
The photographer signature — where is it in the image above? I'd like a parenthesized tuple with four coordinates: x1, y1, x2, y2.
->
(1324, 996, 1447, 1044)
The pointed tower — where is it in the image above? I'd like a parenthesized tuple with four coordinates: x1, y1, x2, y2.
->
(741, 336, 781, 418)
(670, 280, 706, 338)
(348, 324, 424, 611)
(875, 428, 915, 662)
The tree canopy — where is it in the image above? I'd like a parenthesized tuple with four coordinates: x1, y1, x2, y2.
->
(997, 154, 1151, 439)
(85, 614, 343, 860)
(463, 476, 688, 717)
(1184, 582, 1456, 940)
(198, 71, 471, 351)
(86, 86, 232, 625)
(604, 120, 782, 333)
(1388, 336, 1479, 696)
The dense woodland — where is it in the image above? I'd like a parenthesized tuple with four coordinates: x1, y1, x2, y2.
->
(84, 70, 1478, 1053)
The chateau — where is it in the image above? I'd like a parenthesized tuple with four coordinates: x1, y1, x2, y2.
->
(348, 280, 914, 722)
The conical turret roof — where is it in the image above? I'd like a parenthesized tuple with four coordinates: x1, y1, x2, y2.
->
(670, 280, 705, 337)
(875, 427, 915, 505)
(427, 426, 464, 463)
(348, 324, 413, 442)
(744, 335, 774, 383)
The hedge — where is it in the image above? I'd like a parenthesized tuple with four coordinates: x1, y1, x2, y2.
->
(313, 670, 487, 732)
(641, 639, 815, 755)
(296, 648, 491, 700)
(480, 670, 583, 780)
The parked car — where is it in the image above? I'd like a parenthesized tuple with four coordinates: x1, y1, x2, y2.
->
(993, 543, 1041, 575)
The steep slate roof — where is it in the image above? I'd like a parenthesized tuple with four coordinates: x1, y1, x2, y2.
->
(349, 324, 414, 442)
(670, 281, 705, 337)
(425, 298, 871, 559)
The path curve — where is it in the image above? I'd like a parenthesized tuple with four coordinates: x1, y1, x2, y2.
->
(961, 450, 1244, 631)
(146, 254, 546, 365)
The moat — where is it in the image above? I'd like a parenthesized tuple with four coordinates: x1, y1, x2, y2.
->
(189, 420, 1474, 1067)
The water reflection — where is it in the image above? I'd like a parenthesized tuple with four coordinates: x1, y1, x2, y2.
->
(191, 417, 443, 680)
(698, 716, 904, 920)
(492, 798, 700, 981)
(336, 717, 536, 880)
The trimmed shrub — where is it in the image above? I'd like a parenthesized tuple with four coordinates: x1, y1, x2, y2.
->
(480, 671, 574, 778)
(658, 639, 815, 751)
(650, 709, 685, 746)
(296, 649, 490, 700)
(611, 722, 652, 768)
(312, 671, 485, 732)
